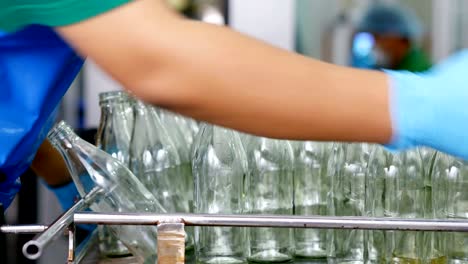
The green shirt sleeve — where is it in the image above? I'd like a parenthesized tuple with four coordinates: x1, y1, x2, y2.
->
(0, 0, 131, 32)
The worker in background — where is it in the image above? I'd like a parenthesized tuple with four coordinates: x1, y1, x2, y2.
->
(1, 0, 468, 209)
(352, 3, 431, 72)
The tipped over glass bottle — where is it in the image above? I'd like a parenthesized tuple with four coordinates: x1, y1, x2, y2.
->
(192, 124, 248, 264)
(245, 137, 294, 263)
(48, 121, 166, 264)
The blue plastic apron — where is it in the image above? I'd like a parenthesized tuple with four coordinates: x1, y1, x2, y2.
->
(0, 25, 84, 208)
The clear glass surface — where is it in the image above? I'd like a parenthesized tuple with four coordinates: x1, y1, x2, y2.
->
(435, 154, 466, 264)
(384, 148, 445, 264)
(96, 91, 135, 166)
(292, 141, 331, 259)
(129, 101, 186, 213)
(365, 145, 389, 264)
(48, 121, 165, 263)
(96, 91, 134, 257)
(192, 124, 248, 264)
(130, 102, 194, 250)
(246, 137, 294, 263)
(328, 143, 370, 264)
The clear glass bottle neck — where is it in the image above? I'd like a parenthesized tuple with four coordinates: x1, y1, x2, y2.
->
(47, 121, 80, 150)
(99, 98, 133, 110)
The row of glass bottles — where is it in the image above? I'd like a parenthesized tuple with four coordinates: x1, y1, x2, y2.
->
(46, 91, 468, 264)
(96, 91, 199, 256)
(47, 91, 199, 263)
(193, 136, 467, 264)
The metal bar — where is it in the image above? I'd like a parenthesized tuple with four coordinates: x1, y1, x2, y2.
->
(74, 212, 468, 232)
(22, 187, 103, 260)
(0, 225, 48, 234)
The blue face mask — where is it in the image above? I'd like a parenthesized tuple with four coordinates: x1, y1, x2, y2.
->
(0, 25, 84, 209)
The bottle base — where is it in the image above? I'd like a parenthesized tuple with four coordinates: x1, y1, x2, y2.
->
(449, 259, 468, 264)
(197, 256, 247, 264)
(248, 250, 293, 263)
(294, 248, 327, 260)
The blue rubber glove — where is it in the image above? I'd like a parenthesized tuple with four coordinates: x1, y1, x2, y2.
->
(0, 26, 84, 209)
(386, 50, 468, 159)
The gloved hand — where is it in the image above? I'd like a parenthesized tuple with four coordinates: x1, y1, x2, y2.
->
(0, 26, 83, 209)
(386, 50, 468, 159)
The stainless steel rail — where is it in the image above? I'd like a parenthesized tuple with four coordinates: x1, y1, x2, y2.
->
(0, 225, 48, 234)
(22, 187, 103, 260)
(74, 212, 468, 232)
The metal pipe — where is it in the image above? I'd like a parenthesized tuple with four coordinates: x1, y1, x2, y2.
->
(0, 225, 48, 234)
(23, 187, 103, 260)
(74, 212, 468, 232)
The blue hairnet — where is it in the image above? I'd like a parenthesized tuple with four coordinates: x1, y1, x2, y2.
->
(357, 3, 423, 41)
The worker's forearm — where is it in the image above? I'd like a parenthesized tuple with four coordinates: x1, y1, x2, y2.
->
(57, 0, 392, 144)
(143, 21, 393, 143)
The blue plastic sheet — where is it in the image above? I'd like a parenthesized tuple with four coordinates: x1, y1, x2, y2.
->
(0, 25, 84, 208)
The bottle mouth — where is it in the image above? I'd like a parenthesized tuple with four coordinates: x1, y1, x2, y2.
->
(99, 91, 133, 106)
(47, 121, 77, 146)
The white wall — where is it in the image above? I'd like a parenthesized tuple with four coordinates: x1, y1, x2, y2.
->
(83, 61, 123, 129)
(229, 0, 296, 51)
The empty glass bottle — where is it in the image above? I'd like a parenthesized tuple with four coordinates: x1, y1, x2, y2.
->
(434, 154, 465, 264)
(328, 143, 370, 264)
(292, 141, 331, 259)
(365, 145, 390, 264)
(384, 149, 423, 264)
(155, 108, 194, 213)
(421, 149, 446, 264)
(48, 121, 166, 264)
(384, 148, 445, 264)
(192, 124, 248, 264)
(95, 91, 134, 257)
(156, 108, 191, 163)
(245, 137, 294, 263)
(129, 101, 185, 213)
(129, 101, 194, 249)
(97, 91, 134, 165)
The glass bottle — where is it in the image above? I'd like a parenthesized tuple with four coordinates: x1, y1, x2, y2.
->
(245, 137, 294, 263)
(421, 149, 446, 264)
(328, 143, 370, 264)
(365, 145, 390, 264)
(192, 124, 248, 264)
(156, 108, 191, 162)
(129, 101, 194, 249)
(95, 91, 134, 257)
(155, 108, 194, 214)
(129, 101, 184, 212)
(384, 148, 445, 264)
(292, 141, 331, 259)
(434, 154, 463, 264)
(48, 121, 166, 264)
(96, 91, 134, 166)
